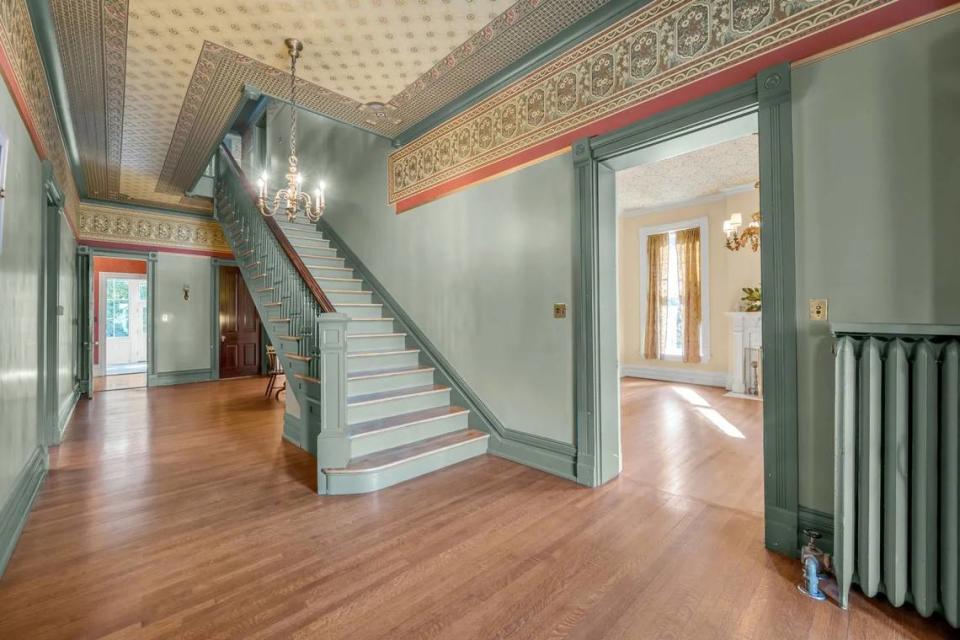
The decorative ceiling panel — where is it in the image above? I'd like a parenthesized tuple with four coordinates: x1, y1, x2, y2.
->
(49, 0, 606, 213)
(616, 135, 759, 213)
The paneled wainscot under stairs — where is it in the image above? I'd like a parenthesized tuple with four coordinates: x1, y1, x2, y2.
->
(215, 146, 488, 494)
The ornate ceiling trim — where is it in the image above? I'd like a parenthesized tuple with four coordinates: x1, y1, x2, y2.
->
(156, 41, 382, 197)
(49, 0, 127, 199)
(0, 0, 80, 226)
(386, 0, 935, 210)
(77, 201, 230, 255)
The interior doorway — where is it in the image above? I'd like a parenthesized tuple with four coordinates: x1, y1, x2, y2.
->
(93, 257, 148, 392)
(217, 265, 261, 378)
(614, 120, 764, 514)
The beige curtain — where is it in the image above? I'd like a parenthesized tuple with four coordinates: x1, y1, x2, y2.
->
(643, 233, 670, 359)
(675, 227, 702, 363)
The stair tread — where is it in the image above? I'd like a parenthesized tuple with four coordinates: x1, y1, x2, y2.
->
(349, 332, 405, 339)
(325, 289, 369, 294)
(350, 405, 469, 437)
(327, 429, 487, 472)
(348, 365, 434, 380)
(350, 317, 394, 322)
(307, 265, 351, 271)
(348, 384, 447, 406)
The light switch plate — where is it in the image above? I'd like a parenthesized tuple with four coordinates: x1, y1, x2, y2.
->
(553, 303, 567, 319)
(809, 298, 828, 321)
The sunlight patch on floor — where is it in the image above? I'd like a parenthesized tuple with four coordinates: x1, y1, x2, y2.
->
(671, 385, 747, 439)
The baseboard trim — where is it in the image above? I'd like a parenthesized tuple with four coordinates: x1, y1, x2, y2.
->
(798, 506, 834, 555)
(282, 412, 304, 449)
(56, 386, 80, 443)
(147, 368, 215, 387)
(620, 365, 728, 388)
(320, 219, 578, 482)
(0, 447, 47, 577)
(765, 504, 800, 557)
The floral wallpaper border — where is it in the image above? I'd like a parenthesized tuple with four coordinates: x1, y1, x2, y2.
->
(78, 202, 230, 254)
(387, 0, 895, 206)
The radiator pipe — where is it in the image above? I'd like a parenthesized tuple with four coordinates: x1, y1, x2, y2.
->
(797, 530, 828, 602)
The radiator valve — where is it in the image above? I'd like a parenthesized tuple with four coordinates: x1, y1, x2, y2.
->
(798, 529, 828, 602)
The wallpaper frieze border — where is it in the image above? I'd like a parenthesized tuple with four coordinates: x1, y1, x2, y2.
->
(387, 0, 896, 207)
(77, 202, 230, 254)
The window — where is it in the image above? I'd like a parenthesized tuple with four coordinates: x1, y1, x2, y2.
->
(139, 281, 148, 335)
(105, 278, 130, 338)
(640, 218, 709, 363)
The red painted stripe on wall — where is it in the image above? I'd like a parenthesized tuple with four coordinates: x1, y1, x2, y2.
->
(395, 0, 957, 213)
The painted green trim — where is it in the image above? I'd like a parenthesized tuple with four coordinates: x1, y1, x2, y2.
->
(57, 387, 80, 442)
(283, 411, 304, 448)
(574, 70, 801, 555)
(25, 0, 86, 195)
(831, 322, 960, 337)
(393, 0, 652, 147)
(147, 368, 215, 387)
(39, 162, 63, 446)
(318, 219, 577, 479)
(0, 446, 47, 577)
(76, 247, 93, 398)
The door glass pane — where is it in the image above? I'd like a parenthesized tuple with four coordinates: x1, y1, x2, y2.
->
(139, 281, 148, 334)
(105, 279, 130, 338)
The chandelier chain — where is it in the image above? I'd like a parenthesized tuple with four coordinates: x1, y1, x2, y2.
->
(289, 48, 297, 162)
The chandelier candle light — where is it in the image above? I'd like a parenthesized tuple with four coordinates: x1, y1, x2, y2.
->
(722, 181, 761, 252)
(257, 38, 326, 222)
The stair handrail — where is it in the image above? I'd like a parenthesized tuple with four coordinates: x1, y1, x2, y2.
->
(217, 143, 336, 313)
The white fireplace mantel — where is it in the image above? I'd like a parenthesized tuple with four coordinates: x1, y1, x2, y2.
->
(726, 312, 762, 396)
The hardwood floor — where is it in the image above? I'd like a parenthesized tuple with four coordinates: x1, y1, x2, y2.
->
(620, 377, 764, 515)
(0, 378, 951, 639)
(93, 372, 147, 391)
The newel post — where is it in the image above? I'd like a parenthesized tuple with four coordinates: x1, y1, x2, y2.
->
(314, 312, 350, 492)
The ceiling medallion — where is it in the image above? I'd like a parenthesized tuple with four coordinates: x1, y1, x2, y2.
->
(257, 38, 326, 222)
(359, 101, 402, 127)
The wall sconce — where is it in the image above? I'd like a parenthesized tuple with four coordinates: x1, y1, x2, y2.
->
(183, 284, 191, 301)
(723, 181, 761, 252)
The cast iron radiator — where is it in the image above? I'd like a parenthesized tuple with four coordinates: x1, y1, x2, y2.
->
(833, 324, 960, 627)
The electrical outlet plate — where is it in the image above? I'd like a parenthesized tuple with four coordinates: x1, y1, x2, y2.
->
(553, 303, 567, 319)
(809, 298, 828, 321)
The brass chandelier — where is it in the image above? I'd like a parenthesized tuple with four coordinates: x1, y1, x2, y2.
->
(722, 181, 761, 252)
(257, 38, 325, 222)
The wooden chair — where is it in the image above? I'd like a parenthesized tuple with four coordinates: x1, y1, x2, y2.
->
(265, 346, 285, 400)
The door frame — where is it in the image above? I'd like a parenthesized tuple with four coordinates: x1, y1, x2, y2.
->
(77, 247, 157, 393)
(97, 271, 148, 375)
(210, 258, 238, 380)
(38, 161, 64, 446)
(572, 65, 799, 555)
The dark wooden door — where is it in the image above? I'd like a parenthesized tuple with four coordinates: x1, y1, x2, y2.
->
(219, 266, 261, 377)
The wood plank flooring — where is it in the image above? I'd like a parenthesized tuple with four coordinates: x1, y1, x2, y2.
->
(93, 372, 147, 392)
(0, 377, 952, 639)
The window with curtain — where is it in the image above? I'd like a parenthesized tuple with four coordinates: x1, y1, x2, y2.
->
(105, 278, 130, 338)
(643, 226, 703, 363)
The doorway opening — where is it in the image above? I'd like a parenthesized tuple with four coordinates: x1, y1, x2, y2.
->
(93, 257, 148, 392)
(614, 116, 764, 515)
(216, 264, 262, 379)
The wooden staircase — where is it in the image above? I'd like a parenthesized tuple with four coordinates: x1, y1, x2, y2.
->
(214, 145, 488, 494)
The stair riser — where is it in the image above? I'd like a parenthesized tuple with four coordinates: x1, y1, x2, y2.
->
(347, 369, 434, 395)
(347, 350, 418, 373)
(310, 266, 354, 280)
(327, 291, 374, 305)
(348, 319, 394, 334)
(349, 412, 470, 458)
(283, 231, 324, 240)
(348, 390, 450, 425)
(339, 305, 383, 319)
(302, 256, 344, 268)
(291, 239, 331, 250)
(316, 277, 363, 291)
(322, 434, 489, 495)
(299, 248, 339, 258)
(347, 334, 406, 353)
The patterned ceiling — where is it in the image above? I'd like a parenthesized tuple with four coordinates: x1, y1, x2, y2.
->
(48, 0, 611, 213)
(616, 135, 759, 214)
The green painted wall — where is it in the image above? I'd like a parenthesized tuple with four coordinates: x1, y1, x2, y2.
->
(57, 215, 77, 415)
(154, 253, 213, 374)
(268, 106, 576, 444)
(0, 76, 44, 510)
(792, 12, 960, 512)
